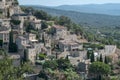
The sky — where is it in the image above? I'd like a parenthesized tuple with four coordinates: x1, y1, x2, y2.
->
(18, 0, 120, 6)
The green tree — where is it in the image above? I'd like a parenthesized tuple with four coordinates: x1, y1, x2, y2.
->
(0, 40, 3, 48)
(104, 56, 108, 64)
(64, 68, 81, 80)
(9, 31, 18, 52)
(90, 52, 95, 63)
(87, 50, 93, 59)
(38, 70, 48, 80)
(34, 10, 52, 20)
(11, 20, 21, 25)
(25, 21, 34, 33)
(7, 8, 10, 18)
(0, 56, 33, 80)
(100, 54, 103, 62)
(104, 56, 112, 64)
(89, 62, 111, 80)
(57, 58, 72, 70)
(41, 21, 48, 30)
(43, 60, 58, 70)
(39, 53, 46, 60)
(23, 49, 28, 62)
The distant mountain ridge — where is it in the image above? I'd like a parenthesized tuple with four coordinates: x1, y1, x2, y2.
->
(53, 3, 120, 16)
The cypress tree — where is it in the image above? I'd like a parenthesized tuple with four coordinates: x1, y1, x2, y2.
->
(9, 31, 18, 52)
(0, 40, 3, 48)
(7, 8, 10, 18)
(100, 54, 103, 62)
(9, 31, 13, 52)
(23, 50, 27, 62)
(90, 52, 95, 63)
(87, 51, 90, 59)
(104, 56, 108, 64)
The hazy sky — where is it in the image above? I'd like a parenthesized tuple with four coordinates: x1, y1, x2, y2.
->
(18, 0, 120, 6)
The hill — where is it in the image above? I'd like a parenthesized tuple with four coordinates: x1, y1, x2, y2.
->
(23, 5, 120, 28)
(54, 3, 120, 16)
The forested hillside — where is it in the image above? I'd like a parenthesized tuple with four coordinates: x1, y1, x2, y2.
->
(23, 5, 120, 28)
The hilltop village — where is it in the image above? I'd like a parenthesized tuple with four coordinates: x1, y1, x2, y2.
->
(0, 0, 120, 80)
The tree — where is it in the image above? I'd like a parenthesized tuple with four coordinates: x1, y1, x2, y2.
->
(87, 50, 90, 59)
(90, 52, 95, 63)
(57, 58, 72, 70)
(41, 21, 48, 30)
(104, 56, 112, 64)
(89, 62, 111, 80)
(0, 56, 33, 80)
(7, 8, 10, 18)
(25, 21, 34, 33)
(100, 54, 103, 62)
(9, 31, 13, 44)
(43, 60, 58, 70)
(87, 50, 93, 59)
(11, 20, 21, 25)
(0, 40, 3, 48)
(64, 68, 81, 80)
(39, 53, 46, 60)
(9, 31, 18, 52)
(9, 31, 13, 52)
(104, 56, 108, 64)
(34, 10, 52, 20)
(38, 70, 48, 80)
(23, 49, 28, 62)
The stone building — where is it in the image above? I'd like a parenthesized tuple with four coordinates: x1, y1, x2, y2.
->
(0, 30, 9, 43)
(16, 35, 45, 63)
(52, 25, 67, 40)
(58, 40, 83, 52)
(30, 19, 41, 30)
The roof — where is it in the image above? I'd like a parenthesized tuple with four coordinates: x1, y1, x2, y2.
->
(59, 40, 79, 46)
(32, 19, 41, 23)
(12, 13, 29, 16)
(29, 33, 36, 37)
(0, 30, 9, 33)
(53, 25, 66, 29)
(18, 36, 26, 40)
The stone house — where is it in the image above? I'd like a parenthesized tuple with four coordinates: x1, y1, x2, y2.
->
(16, 35, 45, 63)
(0, 19, 11, 29)
(58, 40, 83, 52)
(52, 25, 67, 40)
(30, 19, 41, 30)
(25, 33, 38, 42)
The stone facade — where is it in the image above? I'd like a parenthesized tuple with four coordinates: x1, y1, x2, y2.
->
(58, 40, 83, 52)
(30, 19, 41, 29)
(52, 25, 67, 40)
(0, 30, 9, 43)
